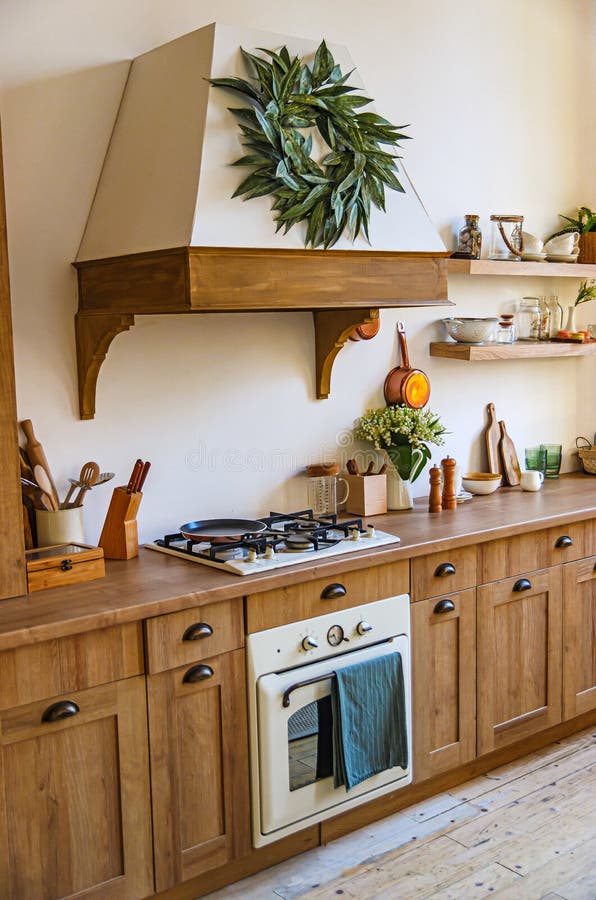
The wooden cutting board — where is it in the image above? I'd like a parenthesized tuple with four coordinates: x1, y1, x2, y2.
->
(498, 420, 521, 486)
(484, 402, 502, 475)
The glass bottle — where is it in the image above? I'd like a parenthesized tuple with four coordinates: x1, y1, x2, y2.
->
(547, 294, 562, 337)
(497, 318, 516, 343)
(539, 297, 551, 341)
(517, 297, 541, 341)
(457, 215, 482, 258)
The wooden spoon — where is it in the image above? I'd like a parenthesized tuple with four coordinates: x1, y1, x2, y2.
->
(72, 461, 100, 507)
(33, 465, 59, 510)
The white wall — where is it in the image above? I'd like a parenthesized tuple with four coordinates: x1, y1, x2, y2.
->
(1, 0, 595, 545)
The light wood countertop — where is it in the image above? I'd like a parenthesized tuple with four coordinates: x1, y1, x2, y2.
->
(0, 473, 594, 651)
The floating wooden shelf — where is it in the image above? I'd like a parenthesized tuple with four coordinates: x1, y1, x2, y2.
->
(430, 341, 596, 361)
(448, 258, 596, 278)
(73, 246, 452, 418)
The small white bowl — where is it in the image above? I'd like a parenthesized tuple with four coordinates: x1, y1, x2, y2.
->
(442, 317, 498, 344)
(461, 472, 502, 495)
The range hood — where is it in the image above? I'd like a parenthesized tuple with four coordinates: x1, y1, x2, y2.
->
(73, 23, 450, 418)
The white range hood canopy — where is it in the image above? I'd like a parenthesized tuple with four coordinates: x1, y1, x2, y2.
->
(76, 22, 445, 262)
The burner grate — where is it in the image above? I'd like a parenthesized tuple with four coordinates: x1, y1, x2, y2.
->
(155, 510, 365, 563)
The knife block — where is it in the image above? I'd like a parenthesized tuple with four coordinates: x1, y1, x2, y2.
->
(99, 486, 143, 559)
(344, 474, 387, 516)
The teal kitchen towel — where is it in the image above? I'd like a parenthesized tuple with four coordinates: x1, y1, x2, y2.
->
(331, 653, 408, 790)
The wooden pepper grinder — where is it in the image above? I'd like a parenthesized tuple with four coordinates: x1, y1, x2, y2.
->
(441, 455, 458, 510)
(428, 465, 442, 512)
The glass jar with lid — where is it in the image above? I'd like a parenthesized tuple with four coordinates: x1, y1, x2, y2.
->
(516, 297, 541, 341)
(456, 215, 482, 258)
(488, 214, 524, 260)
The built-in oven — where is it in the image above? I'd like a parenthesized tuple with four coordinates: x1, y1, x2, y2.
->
(246, 593, 411, 847)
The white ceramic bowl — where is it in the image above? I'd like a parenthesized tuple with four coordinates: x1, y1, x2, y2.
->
(442, 317, 498, 344)
(461, 472, 502, 495)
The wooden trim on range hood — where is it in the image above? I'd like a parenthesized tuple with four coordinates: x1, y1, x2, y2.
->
(73, 246, 451, 419)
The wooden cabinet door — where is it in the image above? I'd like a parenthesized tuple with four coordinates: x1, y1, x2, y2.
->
(0, 676, 153, 899)
(147, 648, 250, 892)
(411, 589, 476, 781)
(563, 556, 596, 720)
(477, 569, 562, 755)
(0, 120, 26, 599)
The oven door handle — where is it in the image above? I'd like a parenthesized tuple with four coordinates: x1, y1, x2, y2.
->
(282, 671, 337, 708)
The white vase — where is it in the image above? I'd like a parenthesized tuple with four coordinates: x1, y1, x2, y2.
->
(385, 460, 414, 510)
(564, 306, 577, 332)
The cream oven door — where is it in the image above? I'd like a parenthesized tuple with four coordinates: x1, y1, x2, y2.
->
(256, 636, 411, 840)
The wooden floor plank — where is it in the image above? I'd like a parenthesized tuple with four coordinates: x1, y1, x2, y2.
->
(204, 728, 596, 900)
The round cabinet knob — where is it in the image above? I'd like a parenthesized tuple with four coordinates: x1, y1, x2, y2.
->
(357, 621, 373, 636)
(301, 635, 318, 651)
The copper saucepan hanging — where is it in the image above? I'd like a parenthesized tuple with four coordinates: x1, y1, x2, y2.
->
(383, 321, 431, 408)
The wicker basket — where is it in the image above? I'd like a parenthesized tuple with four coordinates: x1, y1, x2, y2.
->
(577, 437, 596, 474)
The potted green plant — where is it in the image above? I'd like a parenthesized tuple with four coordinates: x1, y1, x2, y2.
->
(354, 405, 447, 509)
(548, 207, 596, 264)
(563, 279, 596, 332)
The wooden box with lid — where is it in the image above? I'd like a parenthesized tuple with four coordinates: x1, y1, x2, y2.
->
(25, 542, 105, 593)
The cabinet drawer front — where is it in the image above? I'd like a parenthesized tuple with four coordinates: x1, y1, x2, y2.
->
(0, 622, 144, 710)
(145, 597, 244, 674)
(246, 560, 409, 632)
(479, 520, 590, 583)
(410, 547, 477, 601)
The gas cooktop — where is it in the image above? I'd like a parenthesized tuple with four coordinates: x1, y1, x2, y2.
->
(145, 510, 400, 576)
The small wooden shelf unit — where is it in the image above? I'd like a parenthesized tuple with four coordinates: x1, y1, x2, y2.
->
(448, 258, 596, 278)
(430, 341, 596, 361)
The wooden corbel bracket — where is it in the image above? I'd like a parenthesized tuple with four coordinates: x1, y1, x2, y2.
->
(75, 311, 135, 419)
(313, 307, 380, 399)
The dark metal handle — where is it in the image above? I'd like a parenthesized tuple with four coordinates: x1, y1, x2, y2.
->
(41, 700, 80, 723)
(321, 583, 347, 600)
(513, 578, 532, 592)
(60, 559, 73, 571)
(555, 535, 573, 549)
(182, 622, 213, 642)
(283, 671, 337, 708)
(433, 598, 455, 614)
(434, 562, 456, 578)
(182, 664, 214, 684)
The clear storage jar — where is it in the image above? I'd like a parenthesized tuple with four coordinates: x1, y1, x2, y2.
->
(516, 297, 541, 341)
(488, 214, 524, 260)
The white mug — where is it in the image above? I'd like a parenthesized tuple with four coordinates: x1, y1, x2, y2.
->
(543, 232, 580, 256)
(520, 469, 544, 492)
(521, 231, 543, 254)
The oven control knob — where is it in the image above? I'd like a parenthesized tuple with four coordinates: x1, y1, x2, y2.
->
(357, 620, 373, 636)
(301, 635, 318, 651)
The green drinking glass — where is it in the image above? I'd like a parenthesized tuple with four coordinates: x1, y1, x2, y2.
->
(540, 443, 562, 479)
(524, 446, 547, 475)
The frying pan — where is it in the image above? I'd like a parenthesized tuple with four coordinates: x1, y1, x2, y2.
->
(383, 321, 431, 409)
(179, 518, 267, 543)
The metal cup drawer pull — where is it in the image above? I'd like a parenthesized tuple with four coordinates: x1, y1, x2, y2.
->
(433, 598, 455, 614)
(320, 583, 347, 600)
(182, 664, 214, 684)
(434, 562, 456, 578)
(513, 578, 532, 592)
(555, 535, 573, 549)
(182, 622, 214, 642)
(41, 700, 80, 723)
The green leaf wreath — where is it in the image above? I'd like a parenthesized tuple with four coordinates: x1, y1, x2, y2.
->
(209, 40, 410, 249)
